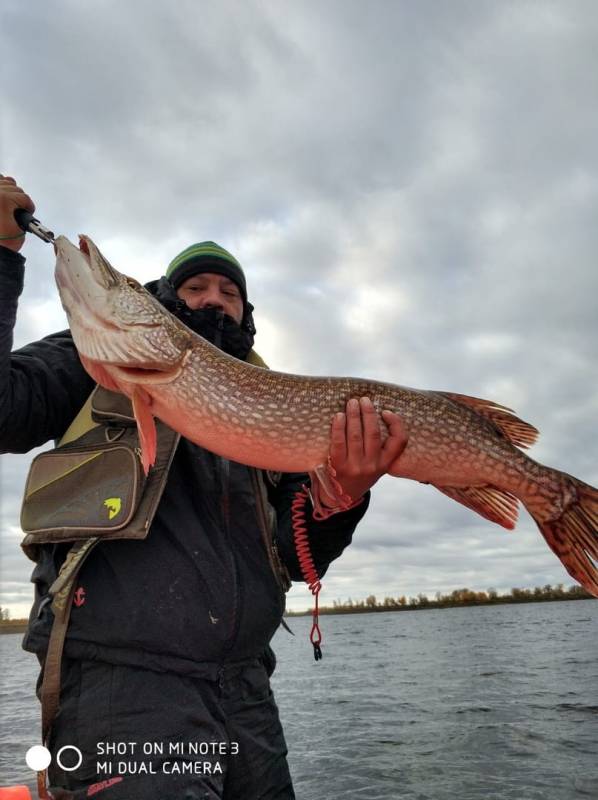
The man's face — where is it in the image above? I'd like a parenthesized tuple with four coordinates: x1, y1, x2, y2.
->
(176, 272, 244, 325)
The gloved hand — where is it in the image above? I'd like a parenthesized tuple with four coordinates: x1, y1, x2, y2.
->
(0, 174, 35, 252)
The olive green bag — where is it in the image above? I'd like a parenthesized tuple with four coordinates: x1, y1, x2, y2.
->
(20, 387, 180, 559)
(21, 428, 145, 538)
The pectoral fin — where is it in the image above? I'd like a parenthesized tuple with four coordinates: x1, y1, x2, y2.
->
(79, 356, 122, 394)
(131, 387, 157, 475)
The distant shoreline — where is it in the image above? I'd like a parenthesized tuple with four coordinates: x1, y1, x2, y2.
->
(1, 589, 594, 632)
(286, 587, 594, 617)
(0, 622, 27, 635)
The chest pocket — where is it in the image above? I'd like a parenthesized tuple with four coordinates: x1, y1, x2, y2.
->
(20, 386, 180, 560)
(21, 430, 145, 537)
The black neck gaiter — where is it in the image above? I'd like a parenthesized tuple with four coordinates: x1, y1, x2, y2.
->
(146, 276, 256, 361)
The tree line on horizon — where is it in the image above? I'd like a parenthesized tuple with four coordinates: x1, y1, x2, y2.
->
(286, 583, 593, 616)
(1, 584, 593, 625)
(0, 606, 25, 626)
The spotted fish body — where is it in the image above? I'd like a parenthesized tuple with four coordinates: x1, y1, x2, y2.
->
(54, 235, 598, 597)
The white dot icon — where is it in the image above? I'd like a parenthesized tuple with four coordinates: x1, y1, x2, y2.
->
(25, 745, 52, 771)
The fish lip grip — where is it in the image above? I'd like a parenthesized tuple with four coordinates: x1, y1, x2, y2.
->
(14, 208, 55, 243)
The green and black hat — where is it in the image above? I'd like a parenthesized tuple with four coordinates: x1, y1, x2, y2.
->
(166, 241, 248, 307)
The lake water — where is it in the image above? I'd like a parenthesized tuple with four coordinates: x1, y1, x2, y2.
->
(1, 600, 597, 798)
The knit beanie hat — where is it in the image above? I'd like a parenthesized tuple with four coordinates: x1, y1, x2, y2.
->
(166, 241, 248, 307)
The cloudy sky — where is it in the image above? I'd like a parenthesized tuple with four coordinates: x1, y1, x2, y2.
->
(1, 0, 597, 618)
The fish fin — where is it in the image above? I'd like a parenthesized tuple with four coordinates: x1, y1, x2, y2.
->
(131, 387, 156, 475)
(439, 391, 539, 449)
(437, 485, 519, 529)
(79, 356, 121, 394)
(529, 476, 598, 598)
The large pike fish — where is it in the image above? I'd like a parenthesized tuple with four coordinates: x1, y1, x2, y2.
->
(54, 235, 598, 597)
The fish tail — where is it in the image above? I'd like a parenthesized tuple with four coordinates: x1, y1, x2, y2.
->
(527, 475, 598, 598)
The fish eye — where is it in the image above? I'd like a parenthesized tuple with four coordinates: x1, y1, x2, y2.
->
(125, 277, 142, 290)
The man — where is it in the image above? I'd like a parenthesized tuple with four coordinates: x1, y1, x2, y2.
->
(0, 175, 407, 799)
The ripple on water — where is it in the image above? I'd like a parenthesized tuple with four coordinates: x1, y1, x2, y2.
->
(574, 777, 598, 796)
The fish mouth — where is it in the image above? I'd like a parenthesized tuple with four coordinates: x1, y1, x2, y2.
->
(78, 235, 122, 289)
(55, 235, 122, 324)
(55, 234, 162, 335)
(55, 233, 189, 380)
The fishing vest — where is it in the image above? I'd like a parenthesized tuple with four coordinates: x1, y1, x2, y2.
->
(20, 378, 291, 788)
(20, 378, 290, 591)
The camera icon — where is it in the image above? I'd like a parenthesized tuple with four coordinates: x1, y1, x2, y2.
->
(25, 745, 83, 772)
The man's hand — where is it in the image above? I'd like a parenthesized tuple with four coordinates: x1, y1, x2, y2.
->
(0, 175, 35, 252)
(322, 396, 408, 506)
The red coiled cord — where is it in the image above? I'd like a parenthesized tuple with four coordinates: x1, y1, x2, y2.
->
(292, 485, 323, 660)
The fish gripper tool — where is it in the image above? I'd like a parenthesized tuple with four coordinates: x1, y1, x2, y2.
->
(14, 208, 55, 243)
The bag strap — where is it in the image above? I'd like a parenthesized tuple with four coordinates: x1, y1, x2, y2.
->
(36, 538, 99, 799)
(57, 393, 99, 447)
(250, 468, 291, 593)
(246, 349, 268, 368)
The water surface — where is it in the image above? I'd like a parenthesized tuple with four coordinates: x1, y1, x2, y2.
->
(1, 601, 596, 798)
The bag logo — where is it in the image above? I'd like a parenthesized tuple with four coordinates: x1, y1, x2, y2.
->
(103, 497, 122, 520)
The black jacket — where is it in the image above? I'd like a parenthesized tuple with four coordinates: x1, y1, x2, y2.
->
(0, 245, 369, 674)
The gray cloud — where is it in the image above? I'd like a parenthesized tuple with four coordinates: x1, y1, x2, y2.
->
(1, 0, 597, 617)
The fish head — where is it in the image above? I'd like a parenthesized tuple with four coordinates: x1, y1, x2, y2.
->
(54, 234, 193, 386)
